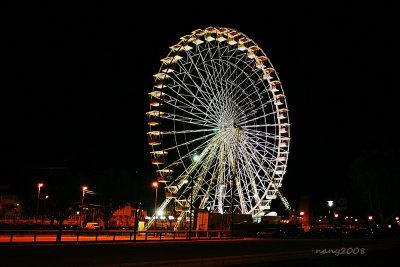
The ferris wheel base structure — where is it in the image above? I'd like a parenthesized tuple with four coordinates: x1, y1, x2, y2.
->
(145, 27, 292, 230)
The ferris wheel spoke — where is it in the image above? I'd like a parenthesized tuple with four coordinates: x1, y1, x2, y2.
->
(162, 88, 210, 115)
(173, 136, 222, 206)
(175, 62, 216, 104)
(227, 144, 248, 213)
(168, 73, 218, 117)
(239, 99, 276, 120)
(238, 110, 277, 126)
(241, 123, 280, 129)
(177, 51, 220, 103)
(234, 81, 269, 109)
(160, 111, 216, 127)
(237, 139, 262, 207)
(243, 136, 278, 165)
(235, 151, 264, 210)
(163, 128, 216, 135)
(238, 149, 268, 191)
(163, 135, 217, 171)
(199, 145, 224, 210)
(242, 136, 275, 182)
(243, 128, 279, 139)
(187, 45, 223, 98)
(164, 131, 216, 151)
(234, 161, 252, 211)
(165, 87, 221, 125)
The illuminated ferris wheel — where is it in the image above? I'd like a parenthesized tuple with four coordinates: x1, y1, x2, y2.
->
(146, 27, 291, 229)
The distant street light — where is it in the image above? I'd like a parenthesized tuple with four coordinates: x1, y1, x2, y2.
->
(36, 183, 44, 224)
(80, 186, 88, 228)
(152, 181, 159, 230)
(368, 216, 373, 221)
(299, 211, 305, 216)
(334, 213, 339, 218)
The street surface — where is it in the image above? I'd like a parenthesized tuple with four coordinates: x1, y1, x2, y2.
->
(1, 237, 399, 266)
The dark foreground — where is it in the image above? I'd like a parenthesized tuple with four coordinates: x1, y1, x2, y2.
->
(1, 237, 399, 266)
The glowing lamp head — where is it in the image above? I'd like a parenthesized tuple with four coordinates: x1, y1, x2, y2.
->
(299, 211, 305, 216)
(327, 200, 334, 207)
(368, 216, 373, 221)
(334, 213, 339, 218)
(45, 195, 49, 199)
(192, 154, 200, 162)
(82, 186, 88, 191)
(152, 181, 159, 188)
(38, 183, 44, 188)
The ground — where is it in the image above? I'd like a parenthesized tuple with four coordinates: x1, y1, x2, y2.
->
(1, 237, 399, 266)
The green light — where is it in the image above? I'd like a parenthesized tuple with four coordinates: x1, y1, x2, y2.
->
(213, 129, 219, 133)
(192, 154, 200, 162)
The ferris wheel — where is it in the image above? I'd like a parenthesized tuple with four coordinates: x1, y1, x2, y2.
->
(146, 27, 291, 229)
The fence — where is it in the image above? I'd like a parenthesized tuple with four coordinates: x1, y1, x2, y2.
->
(0, 230, 241, 244)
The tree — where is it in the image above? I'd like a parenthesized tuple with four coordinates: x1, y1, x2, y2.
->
(351, 142, 400, 227)
(91, 167, 143, 229)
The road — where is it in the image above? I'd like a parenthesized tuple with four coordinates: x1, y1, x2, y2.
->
(1, 237, 399, 266)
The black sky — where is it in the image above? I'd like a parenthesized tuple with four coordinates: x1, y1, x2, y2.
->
(1, 2, 397, 211)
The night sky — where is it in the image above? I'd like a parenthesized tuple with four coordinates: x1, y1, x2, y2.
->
(1, 2, 396, 213)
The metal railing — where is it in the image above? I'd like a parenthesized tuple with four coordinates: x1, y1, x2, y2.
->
(0, 230, 241, 244)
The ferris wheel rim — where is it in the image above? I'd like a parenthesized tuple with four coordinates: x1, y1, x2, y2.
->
(146, 27, 290, 227)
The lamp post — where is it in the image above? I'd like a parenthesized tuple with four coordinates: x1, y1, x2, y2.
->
(42, 195, 49, 226)
(299, 211, 305, 226)
(328, 200, 334, 229)
(189, 153, 200, 239)
(80, 186, 88, 228)
(152, 181, 158, 230)
(36, 183, 44, 224)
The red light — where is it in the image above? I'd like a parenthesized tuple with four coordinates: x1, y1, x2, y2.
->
(368, 216, 373, 221)
(299, 211, 305, 216)
(38, 183, 44, 188)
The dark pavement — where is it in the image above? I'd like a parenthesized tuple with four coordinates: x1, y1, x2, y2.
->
(1, 237, 399, 266)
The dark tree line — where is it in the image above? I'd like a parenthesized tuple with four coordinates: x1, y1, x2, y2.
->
(351, 142, 400, 227)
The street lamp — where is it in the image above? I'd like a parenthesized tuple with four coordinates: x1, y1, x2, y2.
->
(327, 200, 334, 210)
(327, 200, 334, 229)
(152, 181, 159, 230)
(80, 186, 88, 228)
(36, 183, 44, 224)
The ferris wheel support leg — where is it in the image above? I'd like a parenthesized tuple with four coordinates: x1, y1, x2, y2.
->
(276, 189, 292, 213)
(144, 198, 173, 230)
